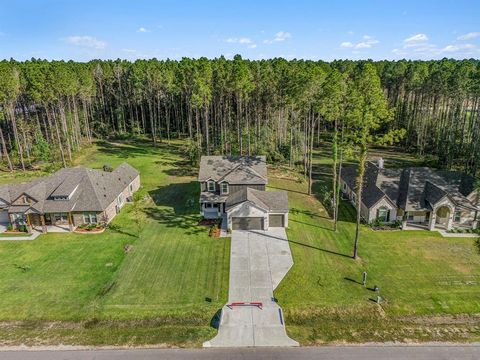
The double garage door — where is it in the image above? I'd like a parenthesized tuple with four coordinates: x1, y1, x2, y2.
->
(232, 217, 264, 230)
(231, 214, 285, 230)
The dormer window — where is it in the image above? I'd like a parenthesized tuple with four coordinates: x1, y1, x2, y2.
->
(52, 196, 68, 201)
(207, 180, 215, 192)
(221, 182, 229, 195)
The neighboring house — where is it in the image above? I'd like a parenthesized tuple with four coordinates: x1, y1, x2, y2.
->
(198, 156, 288, 230)
(0, 163, 140, 233)
(340, 159, 479, 231)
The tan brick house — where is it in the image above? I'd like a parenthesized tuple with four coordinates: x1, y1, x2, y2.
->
(0, 163, 140, 233)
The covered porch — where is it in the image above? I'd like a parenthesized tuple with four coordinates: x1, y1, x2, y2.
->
(27, 212, 75, 233)
(199, 192, 228, 219)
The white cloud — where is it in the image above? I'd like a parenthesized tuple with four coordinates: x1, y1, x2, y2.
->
(403, 33, 428, 47)
(138, 27, 149, 33)
(457, 32, 480, 41)
(225, 37, 256, 49)
(263, 31, 291, 44)
(65, 36, 106, 49)
(440, 43, 475, 53)
(122, 48, 137, 53)
(340, 42, 354, 48)
(340, 36, 379, 50)
(226, 37, 251, 44)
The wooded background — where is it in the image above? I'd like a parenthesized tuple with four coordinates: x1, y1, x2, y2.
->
(0, 56, 479, 177)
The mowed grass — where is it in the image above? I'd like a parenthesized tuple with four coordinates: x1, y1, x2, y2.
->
(0, 139, 229, 332)
(270, 146, 480, 344)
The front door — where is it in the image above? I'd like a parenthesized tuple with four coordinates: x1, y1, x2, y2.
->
(45, 213, 52, 225)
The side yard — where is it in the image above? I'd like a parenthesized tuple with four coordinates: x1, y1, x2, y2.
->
(271, 146, 480, 344)
(0, 139, 230, 346)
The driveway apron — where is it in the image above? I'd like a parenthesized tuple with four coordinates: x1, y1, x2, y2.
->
(204, 228, 298, 347)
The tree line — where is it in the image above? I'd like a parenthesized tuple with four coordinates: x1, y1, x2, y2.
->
(0, 56, 478, 258)
(0, 56, 479, 178)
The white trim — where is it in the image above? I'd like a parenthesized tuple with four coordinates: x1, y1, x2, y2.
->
(226, 200, 269, 214)
(220, 182, 229, 195)
(207, 180, 215, 192)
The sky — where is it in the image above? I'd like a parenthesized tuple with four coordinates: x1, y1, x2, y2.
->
(0, 0, 479, 62)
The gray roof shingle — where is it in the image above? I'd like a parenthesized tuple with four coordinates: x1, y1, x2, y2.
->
(341, 161, 479, 211)
(225, 187, 288, 212)
(198, 156, 267, 185)
(0, 163, 139, 213)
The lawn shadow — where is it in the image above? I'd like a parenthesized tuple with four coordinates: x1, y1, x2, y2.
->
(210, 308, 223, 329)
(162, 159, 197, 177)
(252, 231, 351, 259)
(344, 277, 363, 285)
(288, 218, 333, 231)
(144, 181, 205, 235)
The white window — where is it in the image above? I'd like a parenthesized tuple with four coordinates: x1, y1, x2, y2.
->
(12, 213, 26, 224)
(407, 212, 414, 221)
(343, 182, 347, 191)
(83, 212, 97, 224)
(454, 211, 461, 222)
(221, 182, 229, 194)
(117, 193, 124, 207)
(377, 208, 389, 222)
(53, 213, 68, 223)
(129, 183, 133, 193)
(207, 180, 215, 192)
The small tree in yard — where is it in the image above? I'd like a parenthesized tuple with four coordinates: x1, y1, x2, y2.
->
(346, 63, 404, 260)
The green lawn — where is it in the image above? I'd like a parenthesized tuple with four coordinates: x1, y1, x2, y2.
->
(271, 146, 480, 344)
(0, 139, 229, 346)
(0, 139, 478, 346)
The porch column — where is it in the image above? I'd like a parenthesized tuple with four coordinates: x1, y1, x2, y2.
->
(26, 214, 32, 234)
(40, 214, 47, 233)
(472, 211, 478, 230)
(446, 209, 454, 231)
(68, 212, 74, 231)
(428, 210, 436, 231)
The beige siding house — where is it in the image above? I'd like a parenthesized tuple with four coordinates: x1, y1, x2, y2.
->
(0, 163, 140, 233)
(340, 159, 479, 231)
(198, 156, 288, 231)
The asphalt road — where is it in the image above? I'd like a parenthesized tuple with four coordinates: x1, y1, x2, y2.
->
(1, 345, 479, 360)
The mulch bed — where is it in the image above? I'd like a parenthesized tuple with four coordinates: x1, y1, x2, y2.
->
(198, 219, 219, 226)
(74, 227, 105, 234)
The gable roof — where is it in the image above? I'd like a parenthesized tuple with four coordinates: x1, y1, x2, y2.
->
(341, 162, 479, 211)
(0, 163, 139, 213)
(225, 187, 288, 212)
(198, 156, 267, 185)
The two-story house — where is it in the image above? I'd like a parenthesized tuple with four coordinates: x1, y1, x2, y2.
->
(198, 156, 288, 230)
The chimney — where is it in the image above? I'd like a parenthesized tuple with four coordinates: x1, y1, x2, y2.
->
(377, 157, 384, 169)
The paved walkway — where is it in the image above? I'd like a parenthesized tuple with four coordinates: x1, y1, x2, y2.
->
(204, 228, 298, 347)
(0, 230, 40, 241)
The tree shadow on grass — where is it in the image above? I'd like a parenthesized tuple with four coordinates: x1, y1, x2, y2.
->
(162, 159, 197, 177)
(290, 207, 331, 221)
(142, 207, 205, 235)
(144, 181, 205, 235)
(253, 231, 351, 259)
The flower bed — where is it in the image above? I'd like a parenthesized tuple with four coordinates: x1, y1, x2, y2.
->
(74, 224, 105, 234)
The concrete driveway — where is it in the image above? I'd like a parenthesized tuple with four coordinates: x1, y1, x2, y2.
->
(204, 228, 298, 347)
